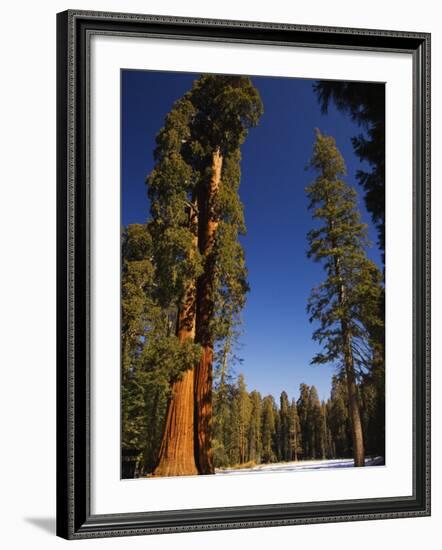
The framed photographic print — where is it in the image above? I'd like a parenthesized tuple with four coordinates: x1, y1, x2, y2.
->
(56, 10, 431, 539)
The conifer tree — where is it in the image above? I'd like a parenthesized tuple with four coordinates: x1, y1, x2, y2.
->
(314, 85, 386, 440)
(121, 224, 155, 465)
(313, 82, 385, 255)
(231, 374, 252, 464)
(359, 365, 385, 458)
(190, 76, 263, 473)
(261, 395, 277, 463)
(148, 95, 203, 477)
(212, 310, 250, 468)
(306, 130, 383, 467)
(148, 75, 263, 476)
(272, 399, 282, 461)
(297, 383, 311, 458)
(248, 390, 262, 464)
(308, 386, 324, 459)
(122, 226, 381, 474)
(279, 391, 291, 461)
(289, 398, 302, 461)
(328, 376, 352, 458)
(121, 223, 200, 475)
(321, 401, 333, 459)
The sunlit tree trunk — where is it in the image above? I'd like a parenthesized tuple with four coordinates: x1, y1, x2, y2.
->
(195, 147, 223, 474)
(153, 206, 199, 477)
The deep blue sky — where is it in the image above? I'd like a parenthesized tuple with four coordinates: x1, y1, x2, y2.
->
(121, 70, 383, 402)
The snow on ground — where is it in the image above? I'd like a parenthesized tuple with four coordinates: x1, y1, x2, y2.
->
(216, 456, 383, 475)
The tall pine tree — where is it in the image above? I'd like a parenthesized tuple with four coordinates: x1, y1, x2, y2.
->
(306, 129, 383, 467)
(279, 391, 291, 461)
(261, 395, 277, 463)
(297, 383, 311, 459)
(248, 390, 262, 464)
(289, 398, 302, 461)
(308, 386, 324, 459)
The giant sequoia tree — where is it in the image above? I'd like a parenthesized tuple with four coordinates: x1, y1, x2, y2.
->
(148, 75, 263, 476)
(306, 130, 383, 467)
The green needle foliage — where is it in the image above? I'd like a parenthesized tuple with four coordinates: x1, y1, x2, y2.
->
(306, 129, 384, 465)
(148, 75, 262, 344)
(306, 129, 383, 378)
(121, 76, 386, 476)
(148, 96, 203, 310)
(313, 81, 385, 256)
(121, 224, 156, 455)
(327, 375, 352, 458)
(279, 391, 291, 461)
(122, 74, 263, 476)
(121, 223, 201, 472)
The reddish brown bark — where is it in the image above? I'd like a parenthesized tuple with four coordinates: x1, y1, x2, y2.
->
(152, 365, 197, 477)
(153, 206, 199, 477)
(194, 147, 223, 475)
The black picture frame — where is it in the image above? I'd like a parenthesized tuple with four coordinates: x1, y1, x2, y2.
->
(56, 9, 431, 540)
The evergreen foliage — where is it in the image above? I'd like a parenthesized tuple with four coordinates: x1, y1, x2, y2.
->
(210, 373, 384, 470)
(121, 223, 200, 472)
(306, 129, 384, 466)
(121, 76, 385, 477)
(122, 74, 263, 476)
(313, 81, 385, 255)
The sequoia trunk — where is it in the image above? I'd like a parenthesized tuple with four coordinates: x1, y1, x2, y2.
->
(153, 205, 199, 477)
(152, 364, 197, 476)
(195, 148, 223, 475)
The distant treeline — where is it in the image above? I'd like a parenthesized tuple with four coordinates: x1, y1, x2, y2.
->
(212, 374, 384, 470)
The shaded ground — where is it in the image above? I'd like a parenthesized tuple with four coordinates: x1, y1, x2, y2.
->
(216, 456, 384, 475)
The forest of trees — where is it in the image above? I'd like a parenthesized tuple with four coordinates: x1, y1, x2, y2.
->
(121, 75, 385, 478)
(212, 373, 384, 469)
(123, 341, 384, 475)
